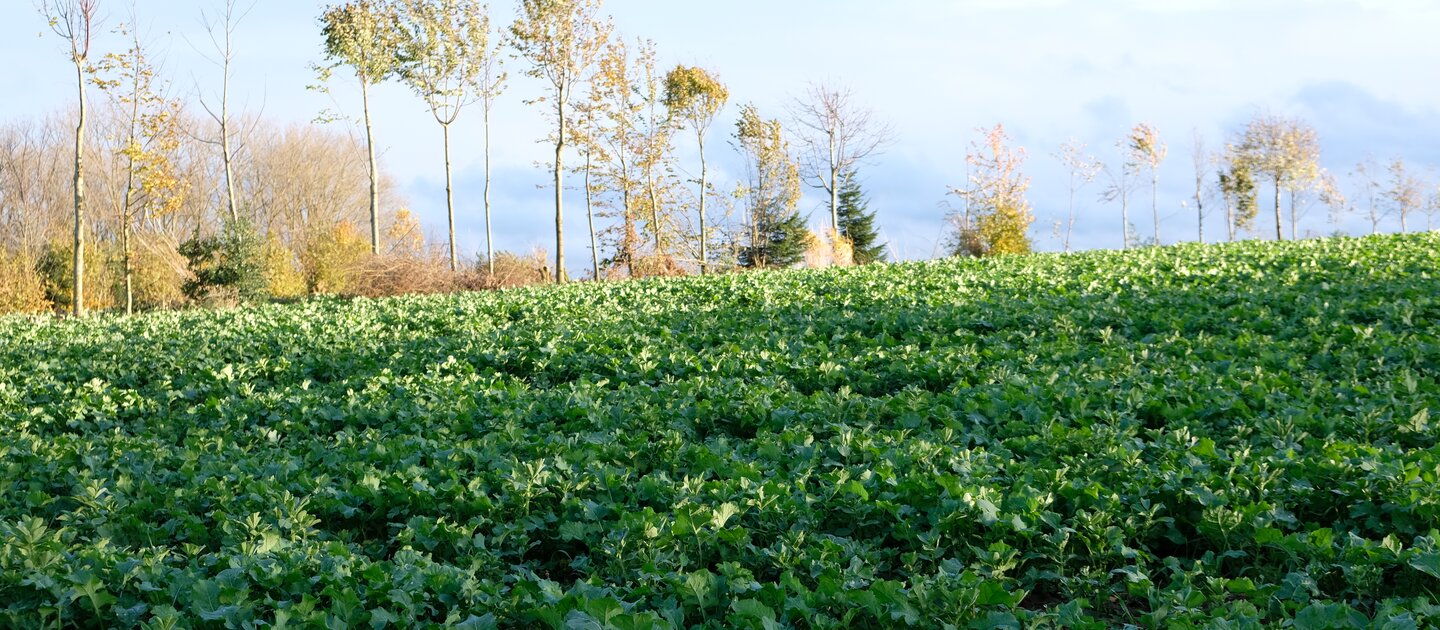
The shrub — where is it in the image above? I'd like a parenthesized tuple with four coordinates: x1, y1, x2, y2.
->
(179, 217, 267, 306)
(0, 249, 50, 314)
(301, 220, 369, 295)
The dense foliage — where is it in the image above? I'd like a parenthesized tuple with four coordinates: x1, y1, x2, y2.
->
(836, 170, 886, 265)
(2, 234, 1439, 628)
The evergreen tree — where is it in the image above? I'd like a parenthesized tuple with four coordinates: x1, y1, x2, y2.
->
(741, 205, 810, 268)
(835, 169, 886, 264)
(735, 104, 810, 269)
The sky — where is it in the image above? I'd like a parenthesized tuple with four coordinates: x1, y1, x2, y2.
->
(5, 0, 1440, 271)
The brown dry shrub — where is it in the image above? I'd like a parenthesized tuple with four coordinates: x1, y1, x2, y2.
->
(466, 247, 552, 290)
(0, 250, 51, 314)
(347, 253, 459, 298)
(804, 229, 855, 269)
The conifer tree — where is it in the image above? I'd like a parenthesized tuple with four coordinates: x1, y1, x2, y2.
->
(735, 104, 808, 268)
(835, 169, 885, 264)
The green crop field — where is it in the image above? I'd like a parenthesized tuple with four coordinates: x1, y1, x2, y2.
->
(3, 234, 1440, 628)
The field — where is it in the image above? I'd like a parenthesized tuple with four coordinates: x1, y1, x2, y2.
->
(3, 234, 1440, 628)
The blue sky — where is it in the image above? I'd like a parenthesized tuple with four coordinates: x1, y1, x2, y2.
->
(5, 0, 1439, 268)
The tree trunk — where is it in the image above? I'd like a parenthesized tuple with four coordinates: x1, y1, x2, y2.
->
(1273, 177, 1283, 241)
(554, 100, 566, 283)
(1151, 172, 1160, 245)
(123, 162, 136, 316)
(698, 133, 708, 274)
(1289, 190, 1298, 240)
(484, 98, 494, 276)
(221, 57, 238, 223)
(443, 122, 456, 272)
(585, 151, 599, 280)
(362, 80, 380, 255)
(830, 164, 840, 235)
(1064, 178, 1076, 253)
(648, 172, 662, 255)
(72, 59, 87, 317)
(1120, 190, 1129, 250)
(1195, 191, 1204, 244)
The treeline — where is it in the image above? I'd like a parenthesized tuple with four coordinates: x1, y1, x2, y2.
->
(5, 0, 1434, 316)
(4, 0, 893, 316)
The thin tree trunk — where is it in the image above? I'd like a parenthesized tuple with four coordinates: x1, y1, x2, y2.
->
(122, 219, 133, 315)
(585, 150, 599, 280)
(362, 80, 380, 255)
(648, 172, 661, 255)
(830, 164, 840, 235)
(72, 59, 87, 317)
(221, 49, 238, 223)
(1273, 177, 1283, 241)
(1195, 192, 1204, 244)
(698, 133, 708, 274)
(1064, 176, 1076, 253)
(1296, 188, 1307, 240)
(122, 159, 136, 316)
(484, 98, 494, 276)
(1120, 190, 1129, 250)
(1151, 173, 1160, 245)
(443, 122, 456, 272)
(554, 100, 566, 283)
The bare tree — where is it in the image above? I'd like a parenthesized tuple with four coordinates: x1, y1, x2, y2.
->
(1189, 130, 1213, 244)
(1100, 142, 1140, 250)
(789, 82, 893, 236)
(510, 0, 611, 282)
(473, 27, 505, 276)
(38, 0, 100, 316)
(1385, 158, 1423, 233)
(1054, 140, 1100, 252)
(196, 0, 252, 224)
(1352, 158, 1383, 234)
(1127, 123, 1166, 245)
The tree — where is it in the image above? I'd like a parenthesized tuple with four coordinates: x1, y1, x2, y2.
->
(197, 0, 250, 225)
(96, 20, 188, 315)
(588, 37, 643, 276)
(734, 104, 807, 268)
(835, 169, 885, 264)
(319, 0, 401, 255)
(1128, 123, 1166, 245)
(38, 0, 100, 316)
(510, 0, 611, 282)
(1055, 140, 1100, 252)
(1352, 158, 1383, 234)
(1101, 138, 1140, 250)
(790, 82, 892, 236)
(1235, 113, 1320, 241)
(663, 65, 726, 274)
(946, 125, 1033, 257)
(1189, 131, 1212, 243)
(473, 23, 505, 276)
(1218, 151, 1257, 239)
(1385, 158, 1423, 233)
(393, 0, 489, 272)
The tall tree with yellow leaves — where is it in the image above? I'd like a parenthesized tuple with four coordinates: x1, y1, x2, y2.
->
(510, 0, 611, 282)
(393, 0, 492, 271)
(320, 0, 401, 255)
(663, 64, 727, 274)
(96, 20, 189, 314)
(947, 125, 1034, 257)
